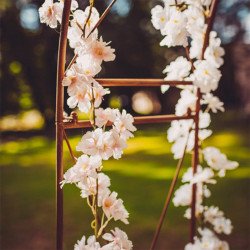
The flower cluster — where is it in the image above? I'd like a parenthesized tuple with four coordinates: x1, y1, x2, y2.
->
(185, 228, 229, 250)
(74, 228, 133, 250)
(39, 1, 134, 249)
(151, 0, 224, 93)
(151, 0, 238, 248)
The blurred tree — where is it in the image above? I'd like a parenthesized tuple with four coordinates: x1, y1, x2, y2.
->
(1, 0, 58, 128)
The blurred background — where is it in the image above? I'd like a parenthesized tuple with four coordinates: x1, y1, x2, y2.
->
(0, 0, 250, 249)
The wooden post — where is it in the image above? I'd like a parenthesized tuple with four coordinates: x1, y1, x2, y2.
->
(56, 0, 72, 249)
(190, 0, 219, 242)
(190, 88, 201, 242)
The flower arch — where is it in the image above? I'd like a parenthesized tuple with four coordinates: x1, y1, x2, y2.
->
(38, 0, 239, 249)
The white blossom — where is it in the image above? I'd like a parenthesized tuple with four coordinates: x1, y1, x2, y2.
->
(202, 93, 225, 113)
(163, 56, 192, 81)
(92, 81, 110, 108)
(100, 191, 129, 224)
(213, 217, 233, 235)
(76, 128, 113, 160)
(204, 206, 233, 235)
(184, 204, 205, 220)
(76, 55, 102, 80)
(173, 183, 193, 207)
(61, 155, 102, 187)
(160, 85, 170, 94)
(67, 23, 84, 50)
(160, 9, 188, 47)
(76, 126, 128, 162)
(67, 84, 92, 113)
(80, 173, 111, 199)
(72, 7, 100, 37)
(102, 228, 133, 250)
(95, 108, 118, 128)
(192, 168, 216, 184)
(175, 89, 197, 116)
(38, 0, 61, 28)
(74, 235, 100, 250)
(74, 35, 116, 64)
(203, 147, 239, 177)
(167, 113, 211, 159)
(173, 182, 210, 208)
(68, 25, 98, 54)
(182, 165, 216, 185)
(114, 110, 137, 140)
(86, 37, 116, 63)
(167, 120, 193, 143)
(185, 6, 205, 35)
(185, 228, 229, 250)
(204, 32, 225, 68)
(63, 65, 90, 96)
(189, 32, 204, 60)
(54, 0, 78, 23)
(39, 0, 78, 28)
(151, 5, 169, 32)
(110, 130, 127, 160)
(192, 60, 222, 93)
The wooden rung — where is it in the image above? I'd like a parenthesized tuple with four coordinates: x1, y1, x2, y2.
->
(96, 78, 193, 87)
(63, 114, 195, 129)
(133, 114, 194, 124)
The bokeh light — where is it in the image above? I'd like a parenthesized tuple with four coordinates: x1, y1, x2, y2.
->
(109, 0, 132, 17)
(20, 4, 40, 31)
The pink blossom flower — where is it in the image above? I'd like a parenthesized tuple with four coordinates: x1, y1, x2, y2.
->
(114, 110, 137, 140)
(100, 191, 129, 224)
(87, 37, 116, 63)
(102, 228, 133, 250)
(92, 82, 110, 108)
(76, 128, 113, 160)
(95, 108, 118, 128)
(67, 84, 92, 113)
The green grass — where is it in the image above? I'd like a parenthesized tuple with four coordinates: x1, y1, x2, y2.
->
(1, 115, 249, 250)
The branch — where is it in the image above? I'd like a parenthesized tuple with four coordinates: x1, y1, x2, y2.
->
(63, 129, 77, 163)
(150, 124, 194, 250)
(201, 0, 220, 59)
(65, 0, 117, 73)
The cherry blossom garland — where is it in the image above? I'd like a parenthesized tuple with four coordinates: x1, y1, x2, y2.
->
(39, 1, 134, 249)
(151, 0, 238, 249)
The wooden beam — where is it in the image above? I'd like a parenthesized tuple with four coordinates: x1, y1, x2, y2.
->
(63, 114, 195, 129)
(96, 78, 193, 87)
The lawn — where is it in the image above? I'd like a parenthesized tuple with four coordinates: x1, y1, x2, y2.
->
(1, 113, 249, 250)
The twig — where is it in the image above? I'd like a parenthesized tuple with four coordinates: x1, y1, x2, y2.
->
(83, 0, 94, 35)
(90, 82, 96, 128)
(63, 129, 77, 163)
(65, 0, 117, 73)
(185, 46, 195, 71)
(201, 0, 219, 59)
(94, 176, 99, 238)
(150, 124, 194, 250)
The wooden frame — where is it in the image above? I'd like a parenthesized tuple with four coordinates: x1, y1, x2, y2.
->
(55, 0, 219, 249)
